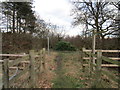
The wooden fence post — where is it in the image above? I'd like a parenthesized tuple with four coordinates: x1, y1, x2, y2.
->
(3, 59, 9, 88)
(40, 48, 46, 73)
(80, 51, 83, 70)
(92, 30, 96, 71)
(94, 51, 102, 87)
(29, 50, 36, 88)
(88, 52, 92, 76)
(37, 50, 42, 73)
(97, 51, 102, 71)
(39, 49, 43, 73)
(82, 48, 85, 72)
(42, 48, 46, 71)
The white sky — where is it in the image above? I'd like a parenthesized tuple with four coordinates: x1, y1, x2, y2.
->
(33, 0, 84, 36)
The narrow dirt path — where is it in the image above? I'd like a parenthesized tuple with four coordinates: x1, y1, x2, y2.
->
(52, 52, 85, 88)
(52, 53, 67, 88)
(37, 52, 57, 88)
(56, 55, 62, 74)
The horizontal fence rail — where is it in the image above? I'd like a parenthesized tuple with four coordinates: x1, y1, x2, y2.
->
(83, 57, 120, 60)
(82, 49, 120, 52)
(0, 54, 27, 57)
(0, 54, 39, 58)
(83, 64, 119, 67)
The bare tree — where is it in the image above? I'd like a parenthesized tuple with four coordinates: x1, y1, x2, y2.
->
(72, 0, 118, 48)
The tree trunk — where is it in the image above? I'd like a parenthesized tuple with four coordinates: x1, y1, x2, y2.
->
(24, 21, 27, 33)
(12, 3, 15, 33)
(16, 17, 19, 33)
(101, 36, 105, 50)
(92, 30, 96, 70)
(95, 2, 101, 49)
(6, 12, 8, 32)
(19, 18, 21, 33)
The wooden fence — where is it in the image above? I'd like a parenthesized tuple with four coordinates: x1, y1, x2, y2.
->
(0, 48, 46, 88)
(82, 48, 120, 67)
(81, 48, 120, 87)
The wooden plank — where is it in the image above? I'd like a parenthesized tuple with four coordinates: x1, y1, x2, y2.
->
(83, 50, 120, 52)
(34, 50, 41, 75)
(102, 56, 120, 66)
(9, 67, 18, 70)
(39, 48, 46, 73)
(101, 64, 119, 67)
(39, 50, 43, 73)
(83, 57, 120, 60)
(83, 57, 97, 59)
(101, 50, 120, 52)
(0, 54, 39, 58)
(109, 57, 120, 60)
(9, 67, 25, 70)
(97, 51, 102, 70)
(93, 51, 102, 87)
(92, 31, 96, 71)
(9, 66, 29, 86)
(29, 50, 36, 88)
(42, 48, 46, 70)
(3, 59, 9, 88)
(0, 54, 28, 57)
(0, 64, 2, 89)
(83, 64, 119, 67)
(83, 50, 93, 52)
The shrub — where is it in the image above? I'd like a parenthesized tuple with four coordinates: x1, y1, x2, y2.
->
(55, 41, 76, 51)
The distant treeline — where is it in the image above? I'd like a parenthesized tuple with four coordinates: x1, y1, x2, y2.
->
(2, 32, 119, 54)
(1, 1, 119, 53)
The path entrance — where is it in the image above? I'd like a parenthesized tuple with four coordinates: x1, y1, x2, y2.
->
(52, 52, 85, 88)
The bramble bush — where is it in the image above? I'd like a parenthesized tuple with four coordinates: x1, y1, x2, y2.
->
(55, 41, 76, 51)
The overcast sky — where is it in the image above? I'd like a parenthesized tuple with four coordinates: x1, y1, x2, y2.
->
(33, 0, 84, 36)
